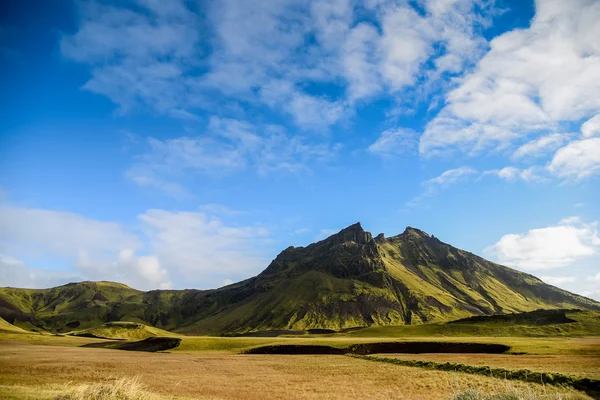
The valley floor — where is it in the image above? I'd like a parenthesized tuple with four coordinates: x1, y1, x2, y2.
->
(0, 334, 599, 399)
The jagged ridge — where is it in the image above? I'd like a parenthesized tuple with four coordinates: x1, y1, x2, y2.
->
(1, 223, 598, 334)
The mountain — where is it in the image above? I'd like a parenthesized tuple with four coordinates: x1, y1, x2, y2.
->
(1, 223, 598, 334)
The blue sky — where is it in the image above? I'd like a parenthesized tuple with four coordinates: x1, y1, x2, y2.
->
(1, 0, 599, 299)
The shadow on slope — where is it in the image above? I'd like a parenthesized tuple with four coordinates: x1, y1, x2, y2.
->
(448, 309, 578, 325)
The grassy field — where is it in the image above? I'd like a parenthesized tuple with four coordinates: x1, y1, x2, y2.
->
(0, 341, 593, 400)
(1, 319, 599, 399)
(2, 329, 600, 356)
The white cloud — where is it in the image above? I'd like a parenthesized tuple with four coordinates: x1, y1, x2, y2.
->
(581, 114, 600, 138)
(0, 204, 277, 290)
(420, 0, 600, 156)
(485, 217, 600, 270)
(0, 206, 141, 258)
(581, 290, 600, 302)
(139, 209, 271, 285)
(76, 249, 172, 290)
(407, 166, 477, 206)
(127, 118, 341, 195)
(589, 272, 600, 281)
(61, 0, 494, 129)
(0, 205, 170, 290)
(548, 137, 600, 180)
(0, 256, 81, 289)
(425, 166, 477, 186)
(540, 276, 576, 286)
(61, 0, 201, 113)
(368, 128, 418, 157)
(512, 133, 569, 160)
(481, 166, 546, 182)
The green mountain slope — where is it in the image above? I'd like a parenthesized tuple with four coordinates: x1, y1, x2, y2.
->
(1, 223, 598, 334)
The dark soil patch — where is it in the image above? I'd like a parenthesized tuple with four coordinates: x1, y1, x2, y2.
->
(92, 292, 108, 302)
(307, 329, 337, 334)
(82, 336, 181, 352)
(246, 345, 346, 355)
(117, 337, 181, 352)
(245, 342, 510, 355)
(65, 321, 80, 329)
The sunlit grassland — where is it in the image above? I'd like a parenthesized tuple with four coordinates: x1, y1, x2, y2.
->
(0, 342, 592, 400)
(368, 353, 600, 380)
(1, 313, 599, 400)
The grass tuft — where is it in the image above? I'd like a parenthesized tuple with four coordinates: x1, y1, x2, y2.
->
(450, 388, 588, 400)
(53, 377, 156, 400)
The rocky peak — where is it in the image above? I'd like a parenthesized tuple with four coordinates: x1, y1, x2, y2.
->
(330, 222, 373, 245)
(400, 226, 431, 239)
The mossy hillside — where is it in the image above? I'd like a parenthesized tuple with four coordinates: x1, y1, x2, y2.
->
(1, 224, 599, 335)
(69, 321, 178, 340)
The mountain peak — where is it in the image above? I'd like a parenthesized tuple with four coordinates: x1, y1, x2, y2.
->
(401, 226, 431, 238)
(332, 222, 372, 244)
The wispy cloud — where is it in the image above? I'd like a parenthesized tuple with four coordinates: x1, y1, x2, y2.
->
(61, 0, 496, 130)
(480, 166, 547, 182)
(126, 118, 341, 196)
(407, 166, 477, 207)
(368, 128, 418, 158)
(512, 133, 570, 160)
(61, 0, 202, 114)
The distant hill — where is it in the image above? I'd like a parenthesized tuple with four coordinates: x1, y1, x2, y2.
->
(1, 223, 598, 334)
(68, 321, 177, 340)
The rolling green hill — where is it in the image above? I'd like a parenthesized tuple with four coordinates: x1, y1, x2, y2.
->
(1, 223, 598, 334)
(68, 321, 178, 340)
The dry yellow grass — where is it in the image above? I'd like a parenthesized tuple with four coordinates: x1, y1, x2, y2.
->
(0, 342, 591, 400)
(373, 353, 600, 380)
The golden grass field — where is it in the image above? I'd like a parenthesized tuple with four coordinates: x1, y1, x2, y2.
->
(0, 341, 593, 400)
(371, 353, 600, 380)
(1, 332, 599, 400)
